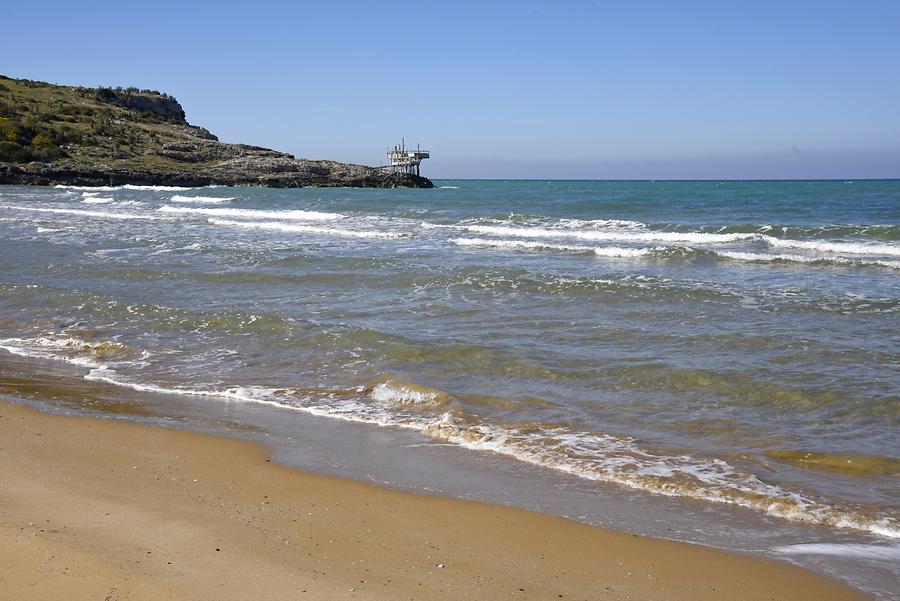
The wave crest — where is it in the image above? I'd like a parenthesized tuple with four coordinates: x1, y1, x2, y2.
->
(159, 205, 343, 221)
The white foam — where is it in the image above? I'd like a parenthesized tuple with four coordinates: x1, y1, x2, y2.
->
(453, 237, 900, 268)
(718, 251, 900, 270)
(82, 365, 120, 385)
(0, 341, 65, 363)
(593, 246, 655, 258)
(556, 218, 648, 229)
(776, 543, 900, 562)
(55, 184, 191, 191)
(464, 224, 753, 244)
(461, 225, 900, 259)
(0, 336, 108, 368)
(55, 185, 117, 191)
(3, 206, 163, 221)
(370, 382, 443, 405)
(170, 195, 236, 204)
(419, 414, 900, 539)
(148, 242, 205, 256)
(81, 367, 303, 414)
(453, 237, 594, 253)
(121, 184, 192, 191)
(761, 235, 900, 257)
(452, 237, 653, 257)
(81, 196, 115, 204)
(207, 218, 404, 239)
(159, 205, 343, 221)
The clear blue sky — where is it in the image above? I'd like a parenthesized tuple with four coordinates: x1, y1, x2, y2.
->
(4, 1, 899, 179)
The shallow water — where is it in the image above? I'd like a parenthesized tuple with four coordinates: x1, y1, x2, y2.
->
(1, 180, 898, 596)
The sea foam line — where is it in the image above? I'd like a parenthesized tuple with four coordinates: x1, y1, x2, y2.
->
(1, 205, 166, 221)
(775, 542, 900, 562)
(1, 337, 897, 539)
(207, 218, 405, 239)
(557, 218, 648, 229)
(453, 237, 900, 268)
(55, 184, 192, 191)
(0, 340, 100, 368)
(760, 236, 900, 257)
(464, 224, 754, 244)
(463, 224, 900, 257)
(452, 237, 653, 257)
(159, 205, 343, 221)
(718, 251, 900, 270)
(170, 195, 236, 203)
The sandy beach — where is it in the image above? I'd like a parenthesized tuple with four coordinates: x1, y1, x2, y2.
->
(0, 399, 868, 601)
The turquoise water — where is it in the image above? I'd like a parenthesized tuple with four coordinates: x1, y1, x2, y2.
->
(0, 180, 897, 544)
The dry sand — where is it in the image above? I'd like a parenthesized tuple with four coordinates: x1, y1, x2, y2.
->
(0, 399, 868, 600)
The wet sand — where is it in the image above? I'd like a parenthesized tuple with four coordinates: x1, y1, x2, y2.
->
(0, 399, 868, 600)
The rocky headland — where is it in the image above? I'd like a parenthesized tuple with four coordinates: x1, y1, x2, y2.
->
(0, 76, 432, 188)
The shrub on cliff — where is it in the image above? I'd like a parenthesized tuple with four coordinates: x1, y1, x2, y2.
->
(31, 132, 53, 146)
(58, 104, 94, 117)
(0, 133, 67, 162)
(0, 141, 31, 162)
(29, 144, 67, 161)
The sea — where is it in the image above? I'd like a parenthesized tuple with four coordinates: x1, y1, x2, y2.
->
(1, 180, 897, 598)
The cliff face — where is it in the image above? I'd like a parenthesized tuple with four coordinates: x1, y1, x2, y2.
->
(93, 87, 188, 124)
(0, 76, 432, 188)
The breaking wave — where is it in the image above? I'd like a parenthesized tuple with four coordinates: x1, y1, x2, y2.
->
(55, 184, 192, 191)
(760, 236, 900, 257)
(207, 218, 406, 239)
(463, 224, 753, 244)
(159, 205, 343, 221)
(170, 195, 236, 203)
(2, 333, 897, 540)
(451, 237, 900, 268)
(1, 205, 166, 221)
(368, 379, 450, 407)
(452, 237, 654, 257)
(717, 251, 900, 270)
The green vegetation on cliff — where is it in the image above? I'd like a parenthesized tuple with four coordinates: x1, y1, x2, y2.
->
(0, 75, 431, 188)
(0, 76, 201, 164)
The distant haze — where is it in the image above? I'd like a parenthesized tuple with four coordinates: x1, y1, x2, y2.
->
(4, 1, 899, 179)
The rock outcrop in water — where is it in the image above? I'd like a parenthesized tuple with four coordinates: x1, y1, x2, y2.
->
(0, 76, 432, 188)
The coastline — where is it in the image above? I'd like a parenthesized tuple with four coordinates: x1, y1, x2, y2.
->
(0, 163, 434, 189)
(0, 75, 433, 190)
(0, 398, 868, 600)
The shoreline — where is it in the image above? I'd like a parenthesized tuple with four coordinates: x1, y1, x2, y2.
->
(0, 398, 869, 600)
(0, 171, 433, 189)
